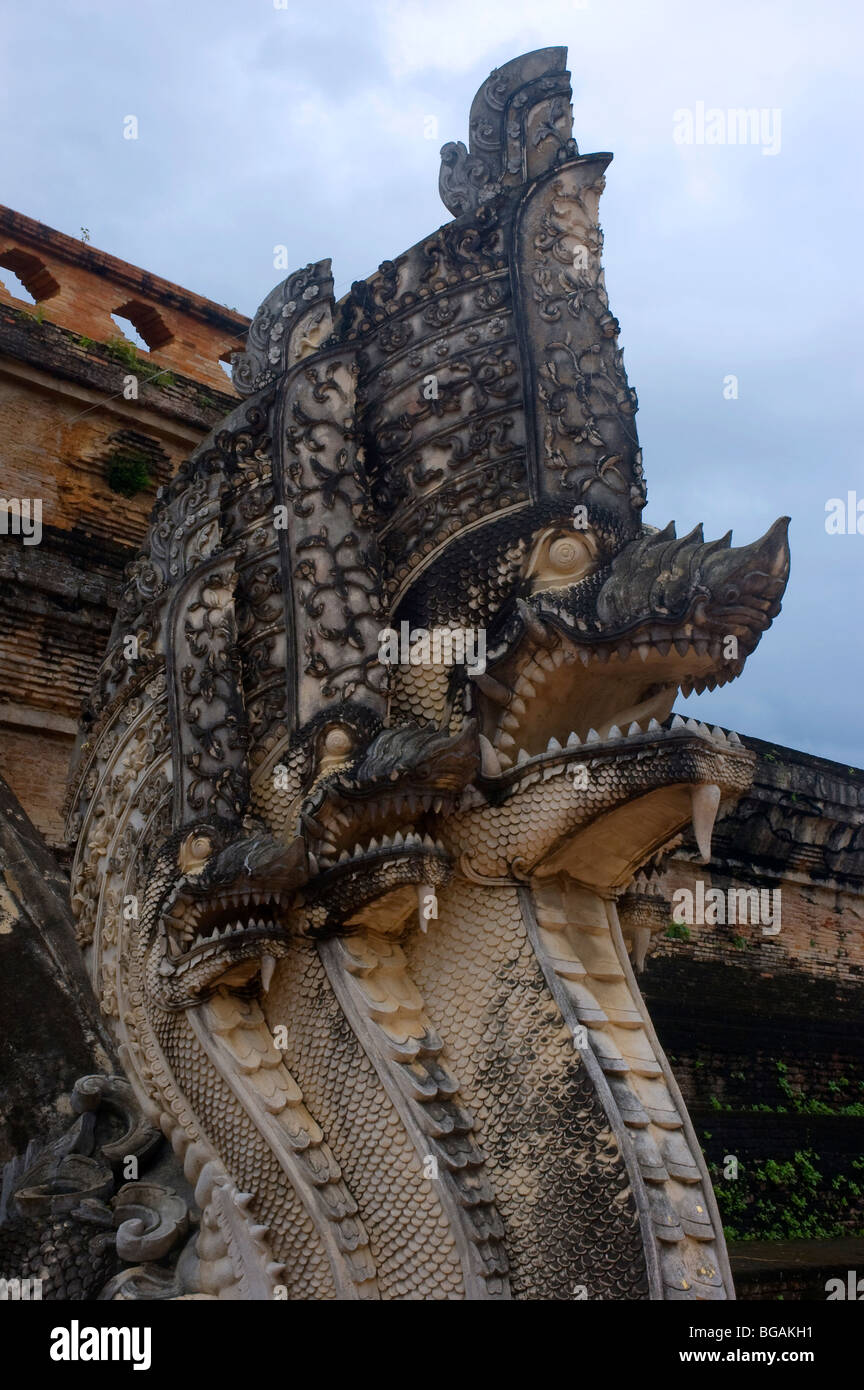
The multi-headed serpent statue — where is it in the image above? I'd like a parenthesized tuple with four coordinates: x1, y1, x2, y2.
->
(56, 49, 790, 1300)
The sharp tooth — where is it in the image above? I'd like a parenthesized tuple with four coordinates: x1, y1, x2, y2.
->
(578, 649, 590, 667)
(627, 721, 642, 737)
(368, 837, 379, 851)
(671, 714, 686, 730)
(498, 731, 516, 750)
(586, 728, 600, 743)
(567, 731, 581, 747)
(655, 640, 671, 657)
(422, 834, 435, 849)
(479, 734, 502, 776)
(320, 841, 338, 855)
(691, 784, 721, 862)
(596, 649, 610, 664)
(516, 748, 530, 765)
(502, 712, 520, 730)
(261, 954, 276, 993)
(616, 642, 631, 661)
(607, 725, 623, 741)
(510, 697, 526, 716)
(546, 736, 562, 752)
(308, 852, 320, 874)
(242, 893, 251, 906)
(516, 598, 555, 647)
(354, 843, 364, 857)
(727, 730, 741, 745)
(685, 718, 701, 732)
(674, 638, 690, 656)
(636, 644, 650, 662)
(406, 832, 421, 847)
(648, 719, 662, 732)
(473, 671, 512, 706)
(514, 678, 537, 698)
(338, 850, 351, 862)
(393, 831, 404, 847)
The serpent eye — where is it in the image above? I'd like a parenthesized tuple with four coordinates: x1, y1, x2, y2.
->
(318, 724, 355, 774)
(178, 832, 214, 876)
(525, 527, 597, 591)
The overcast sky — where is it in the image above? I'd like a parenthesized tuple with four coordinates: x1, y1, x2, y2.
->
(1, 0, 862, 766)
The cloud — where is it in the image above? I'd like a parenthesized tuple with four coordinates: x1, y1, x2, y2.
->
(2, 0, 863, 761)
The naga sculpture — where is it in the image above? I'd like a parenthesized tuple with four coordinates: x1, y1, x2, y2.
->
(63, 48, 789, 1300)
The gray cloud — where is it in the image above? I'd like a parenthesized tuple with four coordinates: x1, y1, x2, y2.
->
(2, 0, 862, 761)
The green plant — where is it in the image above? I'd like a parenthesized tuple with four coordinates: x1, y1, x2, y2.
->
(106, 335, 144, 370)
(710, 1148, 864, 1242)
(732, 935, 746, 949)
(106, 448, 152, 498)
(149, 368, 175, 389)
(665, 921, 691, 941)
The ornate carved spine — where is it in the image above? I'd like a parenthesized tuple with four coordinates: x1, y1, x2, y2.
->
(524, 877, 733, 1299)
(318, 931, 510, 1299)
(193, 993, 379, 1299)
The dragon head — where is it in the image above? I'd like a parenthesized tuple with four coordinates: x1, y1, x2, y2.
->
(140, 825, 307, 1009)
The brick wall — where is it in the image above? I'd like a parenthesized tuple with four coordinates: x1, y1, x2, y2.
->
(0, 205, 248, 392)
(0, 205, 250, 847)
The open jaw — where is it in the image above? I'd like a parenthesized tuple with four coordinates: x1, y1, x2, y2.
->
(472, 716, 754, 881)
(157, 887, 295, 997)
(465, 603, 759, 881)
(297, 796, 454, 935)
(468, 513, 790, 768)
(473, 620, 754, 772)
